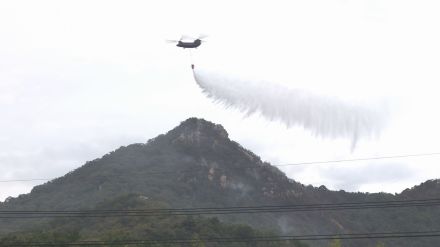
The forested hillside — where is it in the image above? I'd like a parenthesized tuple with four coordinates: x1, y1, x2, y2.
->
(1, 118, 439, 247)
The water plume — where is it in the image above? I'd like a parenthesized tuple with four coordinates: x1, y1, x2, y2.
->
(193, 68, 387, 149)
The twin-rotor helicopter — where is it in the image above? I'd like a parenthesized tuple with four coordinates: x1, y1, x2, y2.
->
(167, 35, 207, 69)
(167, 35, 207, 49)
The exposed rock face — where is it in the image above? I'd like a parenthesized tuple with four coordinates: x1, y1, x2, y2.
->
(170, 118, 229, 146)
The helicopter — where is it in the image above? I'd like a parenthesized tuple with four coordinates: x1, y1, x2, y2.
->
(167, 35, 207, 69)
(167, 35, 207, 49)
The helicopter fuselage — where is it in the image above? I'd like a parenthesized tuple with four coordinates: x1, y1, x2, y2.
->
(176, 39, 202, 49)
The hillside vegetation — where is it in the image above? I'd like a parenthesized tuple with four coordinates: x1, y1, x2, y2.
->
(1, 118, 439, 247)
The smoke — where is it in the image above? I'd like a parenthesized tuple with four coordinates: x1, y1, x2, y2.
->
(193, 68, 388, 149)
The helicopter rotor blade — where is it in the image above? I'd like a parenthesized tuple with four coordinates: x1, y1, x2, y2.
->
(166, 40, 179, 43)
(198, 34, 209, 40)
(180, 35, 195, 41)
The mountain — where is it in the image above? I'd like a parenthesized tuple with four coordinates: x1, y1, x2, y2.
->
(1, 118, 439, 247)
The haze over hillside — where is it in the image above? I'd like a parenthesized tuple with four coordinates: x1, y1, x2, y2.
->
(1, 118, 439, 247)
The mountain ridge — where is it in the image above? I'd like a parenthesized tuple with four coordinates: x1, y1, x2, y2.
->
(1, 118, 439, 247)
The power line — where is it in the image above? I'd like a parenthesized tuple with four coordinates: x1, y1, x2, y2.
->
(0, 170, 200, 183)
(1, 198, 440, 219)
(2, 152, 440, 183)
(3, 230, 440, 246)
(276, 152, 440, 167)
(0, 178, 50, 183)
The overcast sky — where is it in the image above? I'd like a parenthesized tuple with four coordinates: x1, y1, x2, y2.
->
(1, 0, 440, 201)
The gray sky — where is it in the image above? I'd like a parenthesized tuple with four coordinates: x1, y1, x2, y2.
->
(1, 0, 440, 201)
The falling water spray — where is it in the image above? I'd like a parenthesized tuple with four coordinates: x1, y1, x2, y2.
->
(192, 68, 388, 149)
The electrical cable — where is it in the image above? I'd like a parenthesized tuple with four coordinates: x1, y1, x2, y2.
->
(3, 230, 440, 246)
(2, 152, 440, 183)
(1, 198, 440, 218)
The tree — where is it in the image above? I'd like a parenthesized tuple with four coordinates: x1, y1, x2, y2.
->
(330, 239, 342, 247)
(190, 233, 206, 247)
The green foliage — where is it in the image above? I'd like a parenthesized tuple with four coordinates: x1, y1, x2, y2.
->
(0, 195, 309, 247)
(0, 231, 80, 247)
(330, 239, 342, 247)
(2, 118, 440, 247)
